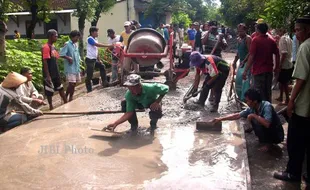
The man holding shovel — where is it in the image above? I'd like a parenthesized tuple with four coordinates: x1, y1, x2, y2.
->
(212, 88, 284, 151)
(191, 51, 230, 112)
(107, 74, 169, 134)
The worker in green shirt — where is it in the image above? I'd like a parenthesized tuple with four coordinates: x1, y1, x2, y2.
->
(107, 74, 169, 134)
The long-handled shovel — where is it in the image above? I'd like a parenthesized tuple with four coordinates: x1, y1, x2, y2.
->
(16, 109, 145, 115)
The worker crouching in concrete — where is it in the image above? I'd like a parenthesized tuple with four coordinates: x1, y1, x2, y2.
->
(212, 89, 284, 151)
(190, 51, 230, 112)
(0, 72, 42, 130)
(107, 74, 169, 134)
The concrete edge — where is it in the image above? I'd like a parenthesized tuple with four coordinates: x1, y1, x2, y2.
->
(237, 119, 252, 190)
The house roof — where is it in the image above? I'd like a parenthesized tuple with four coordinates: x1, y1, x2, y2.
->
(5, 9, 76, 16)
(9, 0, 73, 10)
(50, 0, 72, 9)
(10, 0, 125, 11)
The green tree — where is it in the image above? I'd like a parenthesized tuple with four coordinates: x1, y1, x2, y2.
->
(146, 0, 220, 26)
(71, 0, 98, 58)
(219, 0, 310, 30)
(18, 0, 53, 39)
(145, 0, 190, 26)
(0, 0, 21, 62)
(91, 0, 116, 26)
(172, 12, 192, 28)
(187, 0, 208, 23)
(262, 0, 310, 30)
(219, 0, 254, 27)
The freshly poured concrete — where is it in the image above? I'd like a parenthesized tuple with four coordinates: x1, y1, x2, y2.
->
(0, 55, 252, 189)
(0, 86, 251, 189)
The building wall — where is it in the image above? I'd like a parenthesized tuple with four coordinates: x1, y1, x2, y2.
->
(70, 1, 132, 43)
(56, 14, 72, 34)
(128, 0, 138, 21)
(70, 14, 92, 43)
(6, 14, 71, 38)
(6, 15, 44, 36)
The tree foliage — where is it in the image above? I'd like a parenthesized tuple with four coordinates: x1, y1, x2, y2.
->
(219, 0, 310, 30)
(262, 0, 310, 29)
(172, 12, 192, 28)
(18, 0, 53, 39)
(146, 0, 220, 26)
(0, 0, 22, 62)
(145, 0, 191, 26)
(0, 0, 21, 21)
(71, 0, 99, 58)
(91, 0, 116, 26)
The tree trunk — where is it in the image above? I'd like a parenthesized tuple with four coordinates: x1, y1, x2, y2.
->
(78, 14, 86, 59)
(91, 8, 102, 26)
(0, 20, 7, 63)
(91, 0, 105, 27)
(26, 4, 38, 39)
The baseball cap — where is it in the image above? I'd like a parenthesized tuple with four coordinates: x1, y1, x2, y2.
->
(256, 19, 264, 24)
(124, 21, 131, 26)
(123, 74, 141, 86)
(190, 51, 205, 67)
(193, 22, 199, 26)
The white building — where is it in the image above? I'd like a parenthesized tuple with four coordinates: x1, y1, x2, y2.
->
(5, 0, 171, 43)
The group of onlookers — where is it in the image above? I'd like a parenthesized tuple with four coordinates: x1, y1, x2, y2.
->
(187, 15, 310, 186)
(0, 19, 143, 131)
(220, 16, 310, 185)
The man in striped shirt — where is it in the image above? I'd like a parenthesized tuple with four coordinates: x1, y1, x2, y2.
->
(190, 51, 230, 112)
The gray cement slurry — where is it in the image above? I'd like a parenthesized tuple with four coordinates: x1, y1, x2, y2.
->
(0, 55, 256, 189)
(0, 75, 251, 190)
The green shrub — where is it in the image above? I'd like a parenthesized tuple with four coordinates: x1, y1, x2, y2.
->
(0, 37, 95, 91)
(1, 39, 44, 90)
(98, 48, 112, 68)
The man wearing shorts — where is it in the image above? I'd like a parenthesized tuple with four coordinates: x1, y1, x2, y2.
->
(276, 28, 293, 104)
(60, 30, 81, 102)
(42, 29, 67, 110)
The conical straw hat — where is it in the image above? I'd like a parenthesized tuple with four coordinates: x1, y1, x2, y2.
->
(1, 71, 27, 88)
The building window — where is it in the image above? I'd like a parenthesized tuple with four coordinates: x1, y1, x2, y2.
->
(45, 19, 58, 34)
(25, 20, 32, 34)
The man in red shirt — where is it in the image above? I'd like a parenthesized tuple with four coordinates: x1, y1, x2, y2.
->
(243, 23, 280, 102)
(251, 19, 274, 40)
(42, 29, 67, 110)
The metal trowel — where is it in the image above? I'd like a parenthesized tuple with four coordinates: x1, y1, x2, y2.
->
(91, 127, 125, 135)
(196, 121, 222, 131)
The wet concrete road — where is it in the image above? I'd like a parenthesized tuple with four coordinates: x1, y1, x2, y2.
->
(0, 53, 302, 189)
(0, 75, 250, 190)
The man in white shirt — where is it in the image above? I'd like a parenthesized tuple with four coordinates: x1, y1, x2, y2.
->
(16, 67, 45, 109)
(178, 24, 184, 47)
(85, 26, 112, 92)
(107, 29, 120, 82)
(276, 29, 293, 104)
